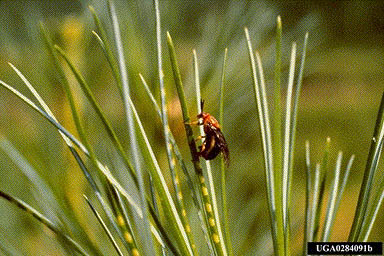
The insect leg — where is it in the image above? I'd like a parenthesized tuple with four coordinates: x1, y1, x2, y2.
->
(199, 141, 206, 154)
(184, 120, 203, 126)
(194, 135, 206, 142)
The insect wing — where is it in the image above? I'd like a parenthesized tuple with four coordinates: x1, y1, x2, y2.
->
(215, 129, 230, 166)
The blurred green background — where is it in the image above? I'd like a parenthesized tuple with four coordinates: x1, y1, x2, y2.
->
(0, 0, 383, 255)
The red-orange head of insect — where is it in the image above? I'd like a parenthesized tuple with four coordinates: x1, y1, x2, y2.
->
(197, 112, 220, 128)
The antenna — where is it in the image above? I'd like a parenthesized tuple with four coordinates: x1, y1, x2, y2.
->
(200, 99, 205, 113)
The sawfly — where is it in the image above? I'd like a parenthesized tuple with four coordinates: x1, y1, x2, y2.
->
(190, 100, 229, 166)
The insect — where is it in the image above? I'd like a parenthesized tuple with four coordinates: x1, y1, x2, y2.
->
(191, 100, 229, 166)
